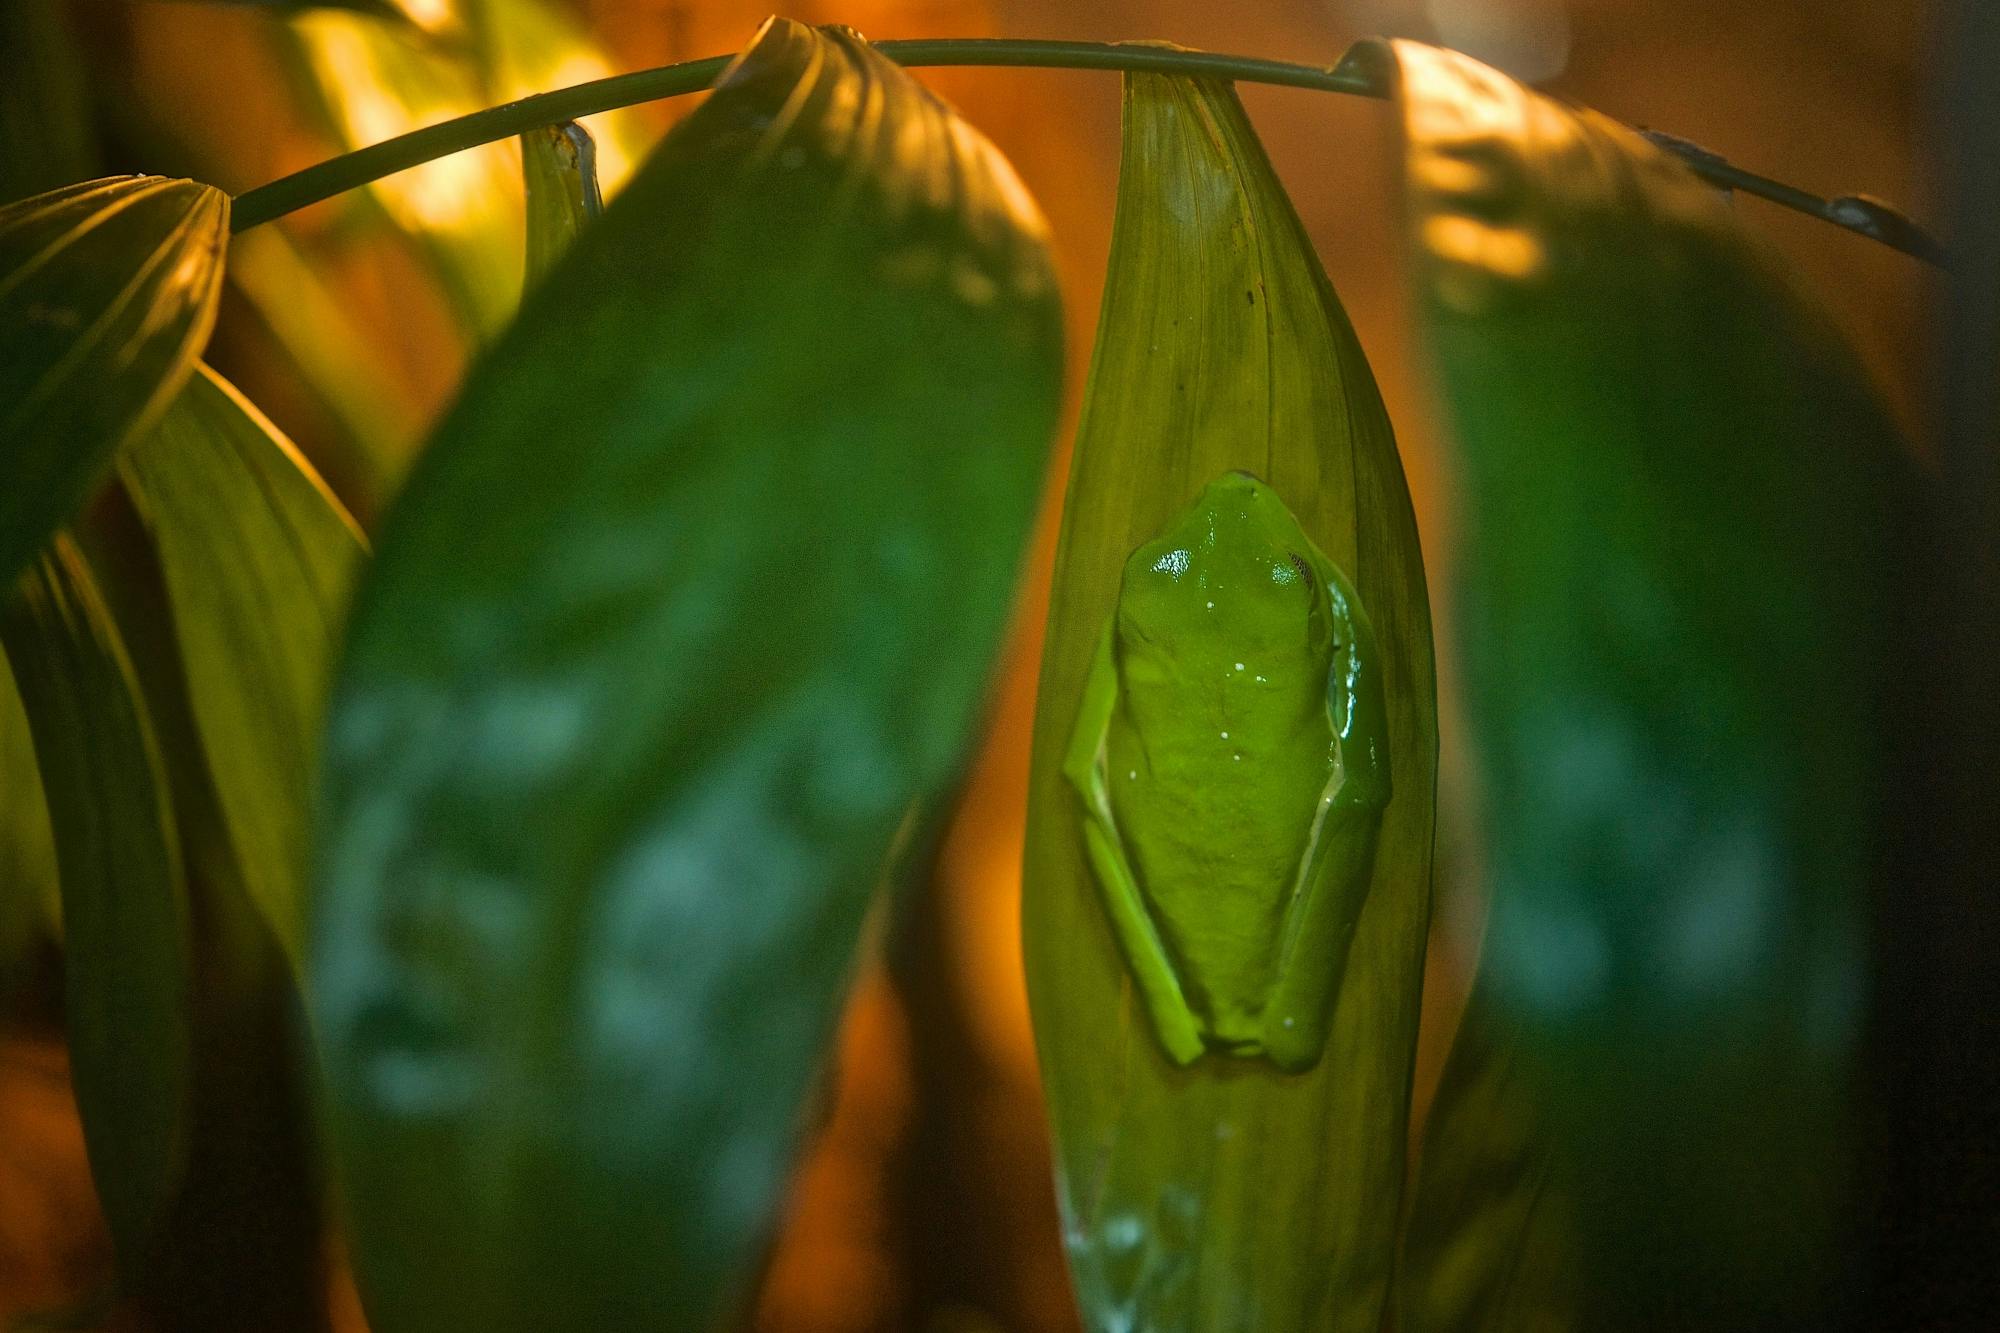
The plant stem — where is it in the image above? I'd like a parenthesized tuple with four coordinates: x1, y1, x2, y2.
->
(227, 37, 1941, 264)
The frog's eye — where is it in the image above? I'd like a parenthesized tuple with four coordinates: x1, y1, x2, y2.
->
(1272, 552, 1313, 591)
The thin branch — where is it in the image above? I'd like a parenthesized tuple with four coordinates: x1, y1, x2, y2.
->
(228, 37, 1942, 265)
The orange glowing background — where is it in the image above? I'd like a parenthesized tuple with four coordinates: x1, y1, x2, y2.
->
(0, 2, 1930, 1329)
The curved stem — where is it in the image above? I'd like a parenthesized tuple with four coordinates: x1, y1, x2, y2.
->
(228, 37, 1941, 265)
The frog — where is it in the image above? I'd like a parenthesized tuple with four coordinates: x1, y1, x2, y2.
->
(1063, 471, 1391, 1073)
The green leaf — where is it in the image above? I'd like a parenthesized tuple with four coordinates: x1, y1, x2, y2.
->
(311, 18, 1062, 1332)
(0, 177, 227, 587)
(1396, 984, 1577, 1332)
(521, 121, 601, 290)
(0, 536, 194, 1276)
(76, 482, 334, 1331)
(119, 363, 367, 965)
(1020, 68, 1437, 1331)
(1352, 38, 1911, 1323)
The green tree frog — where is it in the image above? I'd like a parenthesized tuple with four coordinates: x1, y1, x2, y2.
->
(1063, 471, 1391, 1072)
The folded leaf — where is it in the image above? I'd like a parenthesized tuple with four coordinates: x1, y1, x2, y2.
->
(0, 177, 227, 586)
(312, 18, 1062, 1332)
(521, 121, 600, 290)
(1021, 68, 1437, 1332)
(119, 363, 366, 964)
(0, 536, 194, 1276)
(1351, 38, 1911, 1324)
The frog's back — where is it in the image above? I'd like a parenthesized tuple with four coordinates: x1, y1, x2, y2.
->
(1105, 695, 1332, 1048)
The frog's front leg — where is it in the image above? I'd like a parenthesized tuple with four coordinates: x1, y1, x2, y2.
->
(1063, 628, 1206, 1066)
(1259, 563, 1393, 1073)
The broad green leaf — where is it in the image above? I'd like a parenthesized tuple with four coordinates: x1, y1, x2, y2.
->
(1396, 983, 1577, 1332)
(0, 536, 194, 1275)
(0, 177, 227, 586)
(0, 0, 98, 206)
(1021, 69, 1437, 1332)
(1352, 38, 1910, 1323)
(521, 121, 601, 289)
(312, 18, 1062, 1333)
(119, 363, 367, 965)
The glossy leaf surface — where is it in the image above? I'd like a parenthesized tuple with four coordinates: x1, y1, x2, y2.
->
(521, 121, 601, 289)
(0, 537, 193, 1274)
(1022, 69, 1437, 1332)
(313, 19, 1062, 1332)
(120, 364, 366, 963)
(1353, 38, 1910, 1324)
(0, 177, 227, 586)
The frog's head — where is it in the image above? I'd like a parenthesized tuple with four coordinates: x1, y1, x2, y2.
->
(1115, 472, 1333, 683)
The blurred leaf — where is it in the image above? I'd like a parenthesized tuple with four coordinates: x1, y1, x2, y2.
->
(285, 10, 523, 335)
(0, 536, 194, 1277)
(1021, 68, 1436, 1332)
(119, 364, 366, 965)
(0, 646, 60, 1002)
(1349, 38, 1911, 1325)
(0, 0, 98, 205)
(0, 177, 227, 586)
(202, 0, 418, 22)
(1396, 983, 1578, 1332)
(456, 0, 649, 197)
(312, 18, 1062, 1333)
(226, 223, 419, 514)
(281, 0, 649, 343)
(521, 121, 600, 289)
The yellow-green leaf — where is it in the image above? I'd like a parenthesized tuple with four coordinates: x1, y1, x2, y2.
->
(1021, 68, 1437, 1332)
(1354, 38, 1911, 1323)
(0, 177, 227, 585)
(312, 19, 1063, 1331)
(119, 363, 366, 964)
(521, 121, 600, 290)
(0, 536, 194, 1275)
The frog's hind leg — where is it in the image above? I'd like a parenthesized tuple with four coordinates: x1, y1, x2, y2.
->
(1258, 555, 1393, 1073)
(1064, 629, 1206, 1067)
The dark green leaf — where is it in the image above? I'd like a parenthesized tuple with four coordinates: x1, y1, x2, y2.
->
(119, 363, 366, 964)
(0, 177, 227, 586)
(1021, 68, 1437, 1331)
(312, 18, 1063, 1332)
(1351, 38, 1911, 1323)
(0, 536, 194, 1275)
(521, 121, 601, 290)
